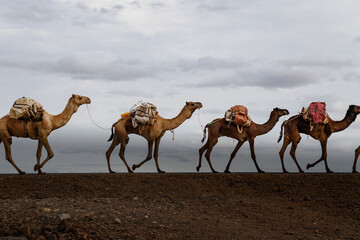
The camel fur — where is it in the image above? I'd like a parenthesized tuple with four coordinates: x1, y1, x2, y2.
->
(198, 108, 289, 173)
(278, 105, 360, 173)
(0, 94, 91, 175)
(106, 101, 203, 173)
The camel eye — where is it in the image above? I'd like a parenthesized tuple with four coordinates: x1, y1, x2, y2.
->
(79, 97, 83, 100)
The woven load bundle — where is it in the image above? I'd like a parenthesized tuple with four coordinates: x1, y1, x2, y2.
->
(308, 102, 326, 124)
(224, 105, 250, 126)
(10, 97, 43, 120)
(129, 101, 158, 128)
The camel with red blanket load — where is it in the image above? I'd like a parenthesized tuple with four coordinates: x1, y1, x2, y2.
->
(278, 104, 360, 173)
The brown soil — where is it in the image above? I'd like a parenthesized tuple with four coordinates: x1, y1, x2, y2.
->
(0, 173, 359, 240)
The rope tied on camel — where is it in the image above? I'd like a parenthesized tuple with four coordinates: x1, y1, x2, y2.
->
(86, 104, 111, 130)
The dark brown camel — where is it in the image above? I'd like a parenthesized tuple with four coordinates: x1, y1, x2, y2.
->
(106, 102, 203, 173)
(198, 108, 289, 173)
(353, 146, 360, 173)
(278, 105, 360, 173)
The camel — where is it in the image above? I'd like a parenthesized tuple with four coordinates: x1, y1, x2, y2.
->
(198, 107, 289, 173)
(278, 105, 360, 173)
(0, 94, 91, 175)
(353, 146, 360, 173)
(106, 101, 203, 173)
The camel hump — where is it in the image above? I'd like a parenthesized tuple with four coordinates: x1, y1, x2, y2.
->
(10, 97, 44, 121)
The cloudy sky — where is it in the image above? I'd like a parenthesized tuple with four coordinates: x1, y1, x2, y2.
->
(0, 0, 359, 174)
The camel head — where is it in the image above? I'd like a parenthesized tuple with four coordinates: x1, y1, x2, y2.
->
(349, 105, 360, 115)
(71, 94, 91, 106)
(347, 105, 360, 121)
(273, 107, 290, 117)
(185, 101, 203, 114)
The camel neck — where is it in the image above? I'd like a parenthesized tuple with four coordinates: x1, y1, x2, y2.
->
(52, 99, 78, 130)
(254, 111, 280, 136)
(163, 106, 191, 131)
(329, 108, 357, 133)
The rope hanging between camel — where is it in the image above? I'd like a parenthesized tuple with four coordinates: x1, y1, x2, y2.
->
(86, 104, 111, 130)
(197, 109, 204, 131)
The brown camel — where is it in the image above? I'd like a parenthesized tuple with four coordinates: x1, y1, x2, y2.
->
(353, 146, 360, 173)
(106, 101, 203, 173)
(198, 107, 289, 173)
(278, 105, 360, 173)
(0, 94, 91, 175)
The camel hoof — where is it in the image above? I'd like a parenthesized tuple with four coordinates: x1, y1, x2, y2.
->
(19, 171, 26, 175)
(224, 170, 230, 173)
(352, 170, 358, 173)
(132, 164, 137, 171)
(34, 164, 40, 171)
(196, 166, 200, 172)
(306, 164, 311, 169)
(109, 170, 116, 174)
(212, 170, 218, 174)
(258, 170, 265, 174)
(127, 169, 134, 173)
(38, 171, 47, 175)
(282, 170, 289, 173)
(157, 170, 165, 174)
(299, 169, 304, 173)
(326, 170, 334, 173)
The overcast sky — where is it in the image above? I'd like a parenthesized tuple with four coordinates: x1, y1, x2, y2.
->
(0, 0, 359, 174)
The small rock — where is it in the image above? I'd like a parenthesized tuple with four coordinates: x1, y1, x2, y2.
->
(133, 196, 139, 201)
(42, 208, 51, 212)
(114, 217, 121, 224)
(144, 215, 149, 219)
(59, 213, 71, 220)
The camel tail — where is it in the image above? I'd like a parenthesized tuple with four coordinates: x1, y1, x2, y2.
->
(107, 122, 117, 142)
(277, 121, 285, 143)
(201, 124, 208, 143)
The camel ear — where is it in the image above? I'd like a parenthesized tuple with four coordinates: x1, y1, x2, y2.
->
(186, 101, 189, 105)
(72, 94, 75, 98)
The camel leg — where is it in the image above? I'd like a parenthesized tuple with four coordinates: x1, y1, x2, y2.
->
(307, 139, 332, 173)
(279, 136, 291, 173)
(105, 134, 121, 173)
(132, 140, 154, 171)
(34, 137, 54, 172)
(224, 141, 245, 173)
(204, 138, 218, 173)
(289, 136, 304, 173)
(248, 138, 264, 173)
(3, 138, 25, 175)
(353, 146, 360, 173)
(153, 136, 165, 173)
(197, 141, 209, 172)
(36, 141, 45, 175)
(119, 137, 133, 173)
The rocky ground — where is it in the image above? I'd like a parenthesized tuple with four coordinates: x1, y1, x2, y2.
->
(0, 173, 359, 240)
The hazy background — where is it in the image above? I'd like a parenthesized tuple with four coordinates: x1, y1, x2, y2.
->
(0, 0, 359, 174)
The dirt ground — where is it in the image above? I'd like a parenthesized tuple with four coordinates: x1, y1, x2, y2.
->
(0, 173, 359, 240)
